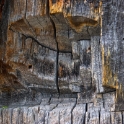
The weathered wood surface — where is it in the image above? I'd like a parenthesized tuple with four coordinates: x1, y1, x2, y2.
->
(1, 0, 101, 94)
(91, 36, 103, 93)
(101, 0, 124, 110)
(0, 97, 123, 124)
(0, 0, 124, 123)
(0, 90, 119, 123)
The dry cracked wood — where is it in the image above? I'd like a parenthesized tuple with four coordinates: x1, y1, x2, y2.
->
(0, 0, 124, 123)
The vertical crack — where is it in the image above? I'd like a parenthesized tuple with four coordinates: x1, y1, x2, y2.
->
(71, 98, 77, 124)
(86, 103, 88, 112)
(47, 0, 60, 94)
(0, 109, 3, 124)
(10, 108, 12, 124)
(102, 93, 105, 109)
(84, 103, 88, 124)
(99, 110, 100, 124)
(83, 108, 86, 124)
(122, 112, 123, 124)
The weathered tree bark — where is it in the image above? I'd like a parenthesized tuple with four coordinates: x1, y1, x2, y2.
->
(0, 0, 124, 123)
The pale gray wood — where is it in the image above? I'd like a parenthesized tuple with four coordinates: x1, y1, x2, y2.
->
(103, 92, 115, 111)
(12, 108, 19, 124)
(100, 110, 111, 124)
(111, 112, 122, 124)
(91, 36, 104, 93)
(85, 110, 99, 124)
(27, 107, 35, 124)
(72, 103, 86, 124)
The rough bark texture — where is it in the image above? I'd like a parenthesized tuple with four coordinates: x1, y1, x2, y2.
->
(0, 0, 124, 123)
